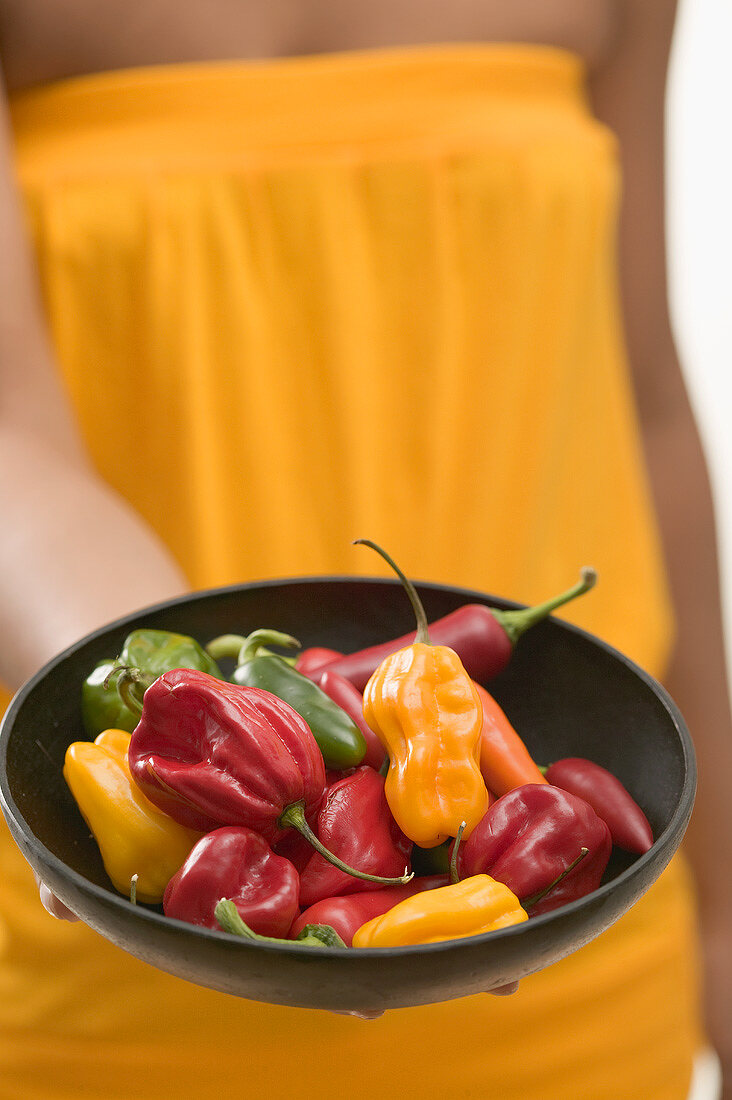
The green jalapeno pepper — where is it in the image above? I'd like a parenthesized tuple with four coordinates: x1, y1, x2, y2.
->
(82, 628, 223, 737)
(206, 630, 367, 770)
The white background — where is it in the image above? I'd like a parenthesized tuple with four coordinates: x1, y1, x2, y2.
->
(668, 0, 732, 680)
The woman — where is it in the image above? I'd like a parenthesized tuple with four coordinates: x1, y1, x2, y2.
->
(0, 1, 729, 1096)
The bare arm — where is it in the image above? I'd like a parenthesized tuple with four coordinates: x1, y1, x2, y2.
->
(591, 0, 732, 1085)
(0, 81, 188, 691)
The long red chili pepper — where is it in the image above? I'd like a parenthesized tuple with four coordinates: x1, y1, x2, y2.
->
(316, 669, 386, 770)
(313, 568, 597, 691)
(295, 647, 343, 677)
(543, 758, 654, 854)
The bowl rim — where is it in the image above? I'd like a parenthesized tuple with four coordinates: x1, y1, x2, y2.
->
(0, 574, 697, 959)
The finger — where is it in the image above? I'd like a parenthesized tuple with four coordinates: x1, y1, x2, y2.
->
(34, 874, 80, 922)
(331, 1009, 385, 1019)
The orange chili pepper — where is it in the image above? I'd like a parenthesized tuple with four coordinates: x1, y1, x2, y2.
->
(473, 681, 547, 795)
(357, 540, 490, 848)
(352, 874, 527, 947)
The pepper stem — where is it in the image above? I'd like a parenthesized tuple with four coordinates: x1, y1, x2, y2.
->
(214, 899, 346, 947)
(104, 665, 153, 719)
(449, 821, 466, 885)
(493, 568, 597, 646)
(207, 630, 301, 665)
(354, 539, 431, 645)
(522, 847, 589, 910)
(279, 801, 413, 887)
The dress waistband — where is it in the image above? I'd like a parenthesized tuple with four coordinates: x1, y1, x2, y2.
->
(9, 44, 596, 178)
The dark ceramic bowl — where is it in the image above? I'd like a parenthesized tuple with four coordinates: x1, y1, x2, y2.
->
(0, 578, 695, 1012)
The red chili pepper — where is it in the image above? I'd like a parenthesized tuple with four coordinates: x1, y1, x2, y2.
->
(316, 670, 386, 770)
(295, 647, 343, 677)
(299, 766, 412, 908)
(127, 669, 412, 889)
(455, 783, 612, 915)
(543, 758, 654, 854)
(289, 875, 449, 946)
(163, 826, 300, 937)
(314, 569, 597, 692)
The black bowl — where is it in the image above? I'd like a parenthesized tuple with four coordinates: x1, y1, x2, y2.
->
(0, 578, 695, 1012)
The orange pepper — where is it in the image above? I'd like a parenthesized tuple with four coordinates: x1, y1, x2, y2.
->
(473, 681, 547, 795)
(352, 874, 527, 947)
(357, 541, 489, 848)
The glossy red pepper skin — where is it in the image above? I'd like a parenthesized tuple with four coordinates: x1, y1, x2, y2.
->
(314, 570, 596, 691)
(544, 758, 654, 854)
(163, 826, 300, 937)
(298, 767, 412, 908)
(289, 875, 449, 946)
(456, 784, 612, 915)
(316, 670, 386, 770)
(295, 647, 343, 677)
(128, 669, 324, 840)
(312, 605, 512, 692)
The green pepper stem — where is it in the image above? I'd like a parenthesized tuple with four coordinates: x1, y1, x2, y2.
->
(493, 568, 597, 646)
(449, 821, 467, 885)
(214, 899, 346, 947)
(279, 801, 413, 887)
(207, 630, 301, 665)
(104, 665, 153, 719)
(130, 874, 138, 906)
(522, 847, 589, 910)
(354, 539, 431, 645)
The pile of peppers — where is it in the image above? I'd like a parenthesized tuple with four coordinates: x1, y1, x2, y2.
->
(65, 543, 654, 952)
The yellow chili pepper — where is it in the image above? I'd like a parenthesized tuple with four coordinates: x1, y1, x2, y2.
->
(352, 874, 528, 947)
(357, 540, 490, 847)
(63, 729, 202, 903)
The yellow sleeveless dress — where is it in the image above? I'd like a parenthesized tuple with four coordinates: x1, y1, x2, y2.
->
(2, 45, 703, 1098)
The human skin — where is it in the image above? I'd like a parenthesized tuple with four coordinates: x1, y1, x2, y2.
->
(0, 0, 730, 1077)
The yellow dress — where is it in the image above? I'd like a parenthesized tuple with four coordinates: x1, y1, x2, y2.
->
(1, 45, 703, 1098)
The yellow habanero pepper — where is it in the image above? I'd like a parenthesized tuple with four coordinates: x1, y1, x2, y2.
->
(357, 540, 490, 848)
(352, 874, 528, 947)
(63, 729, 202, 903)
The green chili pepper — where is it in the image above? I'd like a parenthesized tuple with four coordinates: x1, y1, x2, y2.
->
(82, 629, 223, 737)
(81, 659, 140, 737)
(207, 630, 367, 770)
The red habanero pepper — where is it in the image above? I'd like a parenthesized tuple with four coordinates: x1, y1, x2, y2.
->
(295, 647, 343, 678)
(273, 769, 358, 871)
(274, 828, 317, 873)
(543, 758, 654, 854)
(125, 668, 411, 889)
(313, 569, 596, 692)
(298, 766, 412, 908)
(473, 681, 546, 794)
(163, 826, 300, 937)
(316, 669, 386, 770)
(289, 875, 449, 946)
(455, 783, 612, 915)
